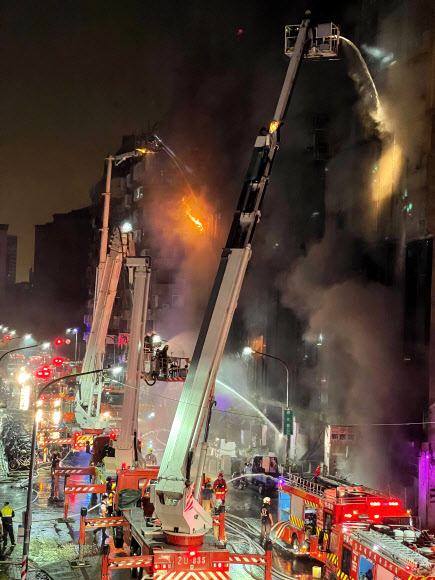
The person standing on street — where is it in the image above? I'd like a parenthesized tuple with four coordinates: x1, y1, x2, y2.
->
(200, 482, 214, 513)
(100, 494, 108, 537)
(260, 497, 273, 547)
(1, 502, 15, 548)
(213, 472, 228, 506)
(145, 448, 157, 466)
(50, 452, 61, 498)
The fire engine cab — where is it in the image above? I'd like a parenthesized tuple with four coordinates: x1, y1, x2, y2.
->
(277, 475, 414, 555)
(276, 475, 435, 580)
(324, 524, 435, 580)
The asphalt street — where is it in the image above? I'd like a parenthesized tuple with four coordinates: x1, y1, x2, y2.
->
(0, 405, 315, 580)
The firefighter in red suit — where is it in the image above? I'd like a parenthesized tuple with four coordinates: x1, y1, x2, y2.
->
(314, 464, 321, 482)
(213, 472, 228, 505)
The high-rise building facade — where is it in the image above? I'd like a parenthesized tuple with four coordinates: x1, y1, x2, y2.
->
(88, 133, 221, 356)
(6, 235, 17, 286)
(0, 225, 8, 301)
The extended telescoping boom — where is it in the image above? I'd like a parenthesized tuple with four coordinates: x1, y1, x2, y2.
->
(153, 12, 340, 542)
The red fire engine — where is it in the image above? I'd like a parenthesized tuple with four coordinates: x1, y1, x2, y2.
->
(276, 475, 435, 580)
(323, 524, 435, 580)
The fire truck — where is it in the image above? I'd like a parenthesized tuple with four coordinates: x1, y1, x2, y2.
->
(92, 12, 341, 580)
(275, 475, 435, 580)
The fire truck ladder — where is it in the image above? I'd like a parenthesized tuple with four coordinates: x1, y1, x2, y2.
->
(355, 529, 434, 573)
(283, 474, 325, 497)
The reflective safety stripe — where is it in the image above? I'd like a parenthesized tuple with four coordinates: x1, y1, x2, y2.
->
(290, 515, 304, 529)
(154, 572, 229, 580)
(304, 500, 319, 508)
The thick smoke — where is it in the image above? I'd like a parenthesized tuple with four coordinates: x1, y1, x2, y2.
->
(276, 2, 431, 493)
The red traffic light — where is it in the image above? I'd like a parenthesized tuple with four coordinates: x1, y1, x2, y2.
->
(4, 335, 11, 341)
(54, 338, 64, 346)
(53, 357, 64, 366)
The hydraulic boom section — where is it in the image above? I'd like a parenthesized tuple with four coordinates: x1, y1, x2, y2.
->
(154, 12, 340, 538)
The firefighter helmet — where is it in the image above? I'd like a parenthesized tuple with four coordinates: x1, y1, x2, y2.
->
(148, 448, 153, 453)
(263, 497, 271, 504)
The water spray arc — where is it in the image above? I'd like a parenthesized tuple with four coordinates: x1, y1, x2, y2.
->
(216, 378, 285, 442)
(341, 37, 382, 121)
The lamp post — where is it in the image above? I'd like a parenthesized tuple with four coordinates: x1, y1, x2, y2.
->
(21, 366, 108, 580)
(243, 346, 292, 463)
(67, 328, 79, 361)
(0, 343, 40, 363)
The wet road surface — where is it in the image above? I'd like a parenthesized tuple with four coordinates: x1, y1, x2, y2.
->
(0, 407, 317, 579)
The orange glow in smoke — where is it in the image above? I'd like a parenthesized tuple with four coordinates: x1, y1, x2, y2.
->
(181, 197, 204, 232)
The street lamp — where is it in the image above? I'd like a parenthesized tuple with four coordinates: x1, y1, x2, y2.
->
(121, 221, 133, 233)
(243, 345, 292, 462)
(243, 346, 290, 408)
(66, 328, 79, 361)
(0, 343, 40, 363)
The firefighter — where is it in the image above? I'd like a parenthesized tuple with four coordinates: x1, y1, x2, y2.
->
(145, 448, 157, 466)
(260, 497, 273, 547)
(158, 345, 169, 377)
(50, 452, 60, 498)
(98, 494, 108, 537)
(1, 502, 15, 548)
(200, 482, 214, 513)
(213, 472, 228, 505)
(313, 464, 321, 482)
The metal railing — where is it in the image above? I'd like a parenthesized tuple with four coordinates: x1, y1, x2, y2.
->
(283, 473, 325, 497)
(142, 353, 189, 382)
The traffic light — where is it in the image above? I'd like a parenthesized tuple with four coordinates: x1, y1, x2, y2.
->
(4, 335, 11, 341)
(52, 357, 64, 366)
(54, 338, 64, 346)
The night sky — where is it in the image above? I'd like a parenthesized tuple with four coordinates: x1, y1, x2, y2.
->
(1, 0, 353, 281)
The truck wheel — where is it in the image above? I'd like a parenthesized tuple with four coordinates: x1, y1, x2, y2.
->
(291, 533, 299, 551)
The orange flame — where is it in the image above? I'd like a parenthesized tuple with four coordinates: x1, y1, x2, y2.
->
(181, 197, 204, 232)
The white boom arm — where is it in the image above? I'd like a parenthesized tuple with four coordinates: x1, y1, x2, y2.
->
(154, 13, 318, 535)
(117, 256, 151, 456)
(76, 230, 127, 429)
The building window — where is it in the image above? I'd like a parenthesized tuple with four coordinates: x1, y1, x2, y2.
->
(156, 270, 176, 284)
(331, 433, 339, 440)
(339, 434, 346, 440)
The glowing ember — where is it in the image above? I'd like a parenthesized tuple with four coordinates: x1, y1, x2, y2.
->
(181, 197, 204, 232)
